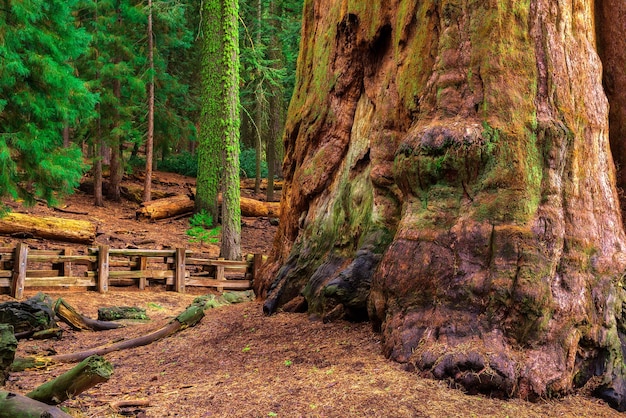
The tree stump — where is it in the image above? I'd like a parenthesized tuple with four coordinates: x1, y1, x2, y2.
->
(0, 324, 17, 386)
(0, 293, 57, 338)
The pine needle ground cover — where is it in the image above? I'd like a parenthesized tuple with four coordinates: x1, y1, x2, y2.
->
(4, 290, 621, 418)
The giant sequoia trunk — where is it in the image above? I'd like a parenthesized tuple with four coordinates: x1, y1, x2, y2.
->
(257, 0, 626, 410)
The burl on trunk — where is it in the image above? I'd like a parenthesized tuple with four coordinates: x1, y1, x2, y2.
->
(257, 0, 626, 411)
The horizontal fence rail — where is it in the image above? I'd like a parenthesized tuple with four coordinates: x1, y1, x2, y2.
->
(0, 243, 263, 299)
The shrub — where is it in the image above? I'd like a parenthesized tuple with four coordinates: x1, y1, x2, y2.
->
(158, 148, 268, 179)
(239, 148, 268, 178)
(160, 152, 198, 177)
(186, 210, 221, 244)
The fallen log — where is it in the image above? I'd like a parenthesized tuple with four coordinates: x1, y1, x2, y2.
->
(111, 399, 150, 409)
(121, 184, 173, 204)
(26, 355, 113, 405)
(0, 392, 72, 418)
(136, 193, 280, 220)
(98, 306, 149, 321)
(0, 212, 96, 244)
(54, 298, 123, 331)
(28, 328, 63, 340)
(136, 194, 195, 220)
(239, 196, 281, 217)
(240, 178, 283, 191)
(48, 304, 202, 364)
(10, 357, 53, 372)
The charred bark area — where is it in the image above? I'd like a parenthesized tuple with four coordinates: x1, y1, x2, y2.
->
(259, 0, 626, 410)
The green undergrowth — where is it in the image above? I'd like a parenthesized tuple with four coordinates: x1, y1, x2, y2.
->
(186, 210, 221, 244)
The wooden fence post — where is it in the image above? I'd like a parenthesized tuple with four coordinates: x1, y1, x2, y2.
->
(253, 253, 263, 283)
(215, 258, 225, 292)
(97, 245, 109, 293)
(137, 256, 148, 290)
(54, 248, 73, 277)
(174, 248, 185, 293)
(63, 248, 73, 277)
(10, 243, 28, 299)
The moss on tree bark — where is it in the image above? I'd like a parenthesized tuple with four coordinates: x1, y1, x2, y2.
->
(258, 0, 626, 410)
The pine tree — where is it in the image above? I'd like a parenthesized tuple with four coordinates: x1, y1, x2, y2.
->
(75, 0, 147, 203)
(238, 0, 303, 199)
(0, 0, 97, 208)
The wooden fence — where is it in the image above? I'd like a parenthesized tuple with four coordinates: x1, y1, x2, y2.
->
(0, 243, 263, 299)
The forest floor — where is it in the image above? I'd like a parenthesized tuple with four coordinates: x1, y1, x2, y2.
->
(1, 172, 623, 417)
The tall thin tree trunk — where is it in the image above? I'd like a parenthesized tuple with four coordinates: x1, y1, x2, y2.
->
(254, 0, 263, 195)
(93, 1, 103, 208)
(143, 0, 155, 203)
(94, 114, 104, 207)
(266, 0, 284, 202)
(107, 4, 123, 202)
(220, 0, 241, 260)
(62, 124, 70, 148)
(254, 100, 263, 195)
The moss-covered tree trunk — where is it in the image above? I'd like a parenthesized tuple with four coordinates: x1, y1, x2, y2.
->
(196, 0, 224, 221)
(257, 0, 626, 410)
(220, 0, 242, 260)
(198, 0, 241, 260)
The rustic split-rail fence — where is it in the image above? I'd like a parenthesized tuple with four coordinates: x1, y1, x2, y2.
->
(0, 243, 263, 299)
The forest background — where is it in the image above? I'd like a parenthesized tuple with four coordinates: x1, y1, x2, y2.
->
(0, 0, 302, 209)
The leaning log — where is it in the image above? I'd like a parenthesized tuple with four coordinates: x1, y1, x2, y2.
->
(49, 304, 203, 364)
(54, 298, 123, 331)
(10, 305, 204, 371)
(0, 213, 96, 244)
(136, 194, 195, 220)
(26, 355, 113, 405)
(0, 392, 72, 418)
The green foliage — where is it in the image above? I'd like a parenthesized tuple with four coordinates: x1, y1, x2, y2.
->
(74, 0, 197, 188)
(155, 148, 272, 179)
(159, 152, 199, 177)
(0, 0, 97, 207)
(0, 0, 301, 208)
(240, 148, 268, 178)
(186, 210, 221, 244)
(238, 0, 303, 184)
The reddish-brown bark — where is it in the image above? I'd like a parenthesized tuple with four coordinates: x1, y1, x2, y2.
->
(258, 0, 626, 410)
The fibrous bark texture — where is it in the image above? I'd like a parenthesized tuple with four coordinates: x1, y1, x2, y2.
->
(257, 0, 626, 410)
